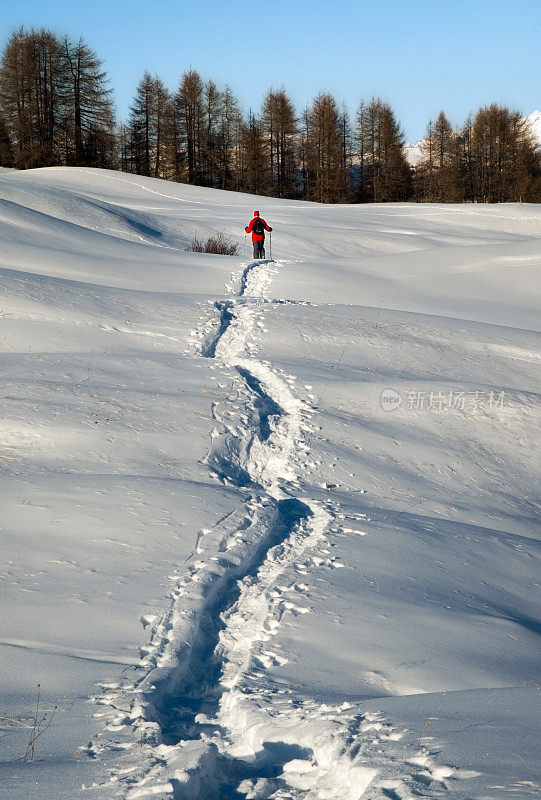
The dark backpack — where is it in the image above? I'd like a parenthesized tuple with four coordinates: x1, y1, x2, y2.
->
(252, 219, 264, 235)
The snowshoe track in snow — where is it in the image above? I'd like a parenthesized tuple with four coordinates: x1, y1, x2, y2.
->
(90, 258, 457, 799)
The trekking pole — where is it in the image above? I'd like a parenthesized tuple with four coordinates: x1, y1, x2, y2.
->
(244, 234, 246, 257)
(269, 231, 272, 260)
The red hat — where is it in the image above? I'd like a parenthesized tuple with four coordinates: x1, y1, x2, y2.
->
(254, 210, 260, 216)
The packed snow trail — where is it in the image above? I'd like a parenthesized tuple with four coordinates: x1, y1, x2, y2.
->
(89, 257, 470, 800)
(89, 258, 384, 799)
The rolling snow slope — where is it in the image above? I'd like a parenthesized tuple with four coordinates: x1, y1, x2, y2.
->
(0, 167, 540, 800)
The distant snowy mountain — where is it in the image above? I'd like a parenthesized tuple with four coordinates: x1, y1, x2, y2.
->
(525, 109, 541, 150)
(405, 110, 541, 165)
(404, 140, 424, 167)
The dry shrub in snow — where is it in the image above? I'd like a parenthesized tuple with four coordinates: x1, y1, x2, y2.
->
(188, 231, 238, 255)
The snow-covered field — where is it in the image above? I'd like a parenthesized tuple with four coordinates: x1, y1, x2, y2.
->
(1, 167, 540, 800)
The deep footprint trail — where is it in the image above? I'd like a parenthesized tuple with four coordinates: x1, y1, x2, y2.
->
(91, 259, 409, 799)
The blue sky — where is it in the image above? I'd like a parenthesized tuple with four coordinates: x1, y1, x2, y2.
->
(1, 0, 539, 142)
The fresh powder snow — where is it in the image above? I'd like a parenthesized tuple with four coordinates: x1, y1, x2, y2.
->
(1, 167, 540, 799)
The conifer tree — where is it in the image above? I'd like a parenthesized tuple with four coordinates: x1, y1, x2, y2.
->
(298, 107, 309, 200)
(117, 123, 129, 172)
(470, 104, 538, 202)
(128, 73, 175, 178)
(305, 93, 351, 203)
(200, 79, 222, 187)
(416, 111, 460, 201)
(0, 28, 114, 169)
(154, 78, 175, 179)
(175, 70, 204, 184)
(414, 118, 436, 200)
(340, 103, 354, 198)
(61, 36, 114, 166)
(216, 87, 243, 190)
(128, 72, 155, 175)
(0, 112, 14, 166)
(239, 112, 268, 195)
(457, 113, 475, 202)
(0, 28, 63, 168)
(358, 98, 412, 202)
(262, 89, 298, 198)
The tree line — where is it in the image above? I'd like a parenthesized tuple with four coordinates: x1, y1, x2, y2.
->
(1, 28, 539, 203)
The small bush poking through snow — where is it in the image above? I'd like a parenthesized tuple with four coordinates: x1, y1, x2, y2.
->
(188, 231, 238, 256)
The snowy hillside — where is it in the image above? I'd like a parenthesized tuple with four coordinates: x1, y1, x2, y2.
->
(1, 168, 540, 800)
(405, 110, 541, 164)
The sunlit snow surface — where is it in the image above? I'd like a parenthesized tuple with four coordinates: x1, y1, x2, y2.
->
(1, 167, 540, 799)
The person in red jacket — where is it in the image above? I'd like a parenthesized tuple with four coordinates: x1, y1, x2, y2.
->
(245, 211, 272, 260)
